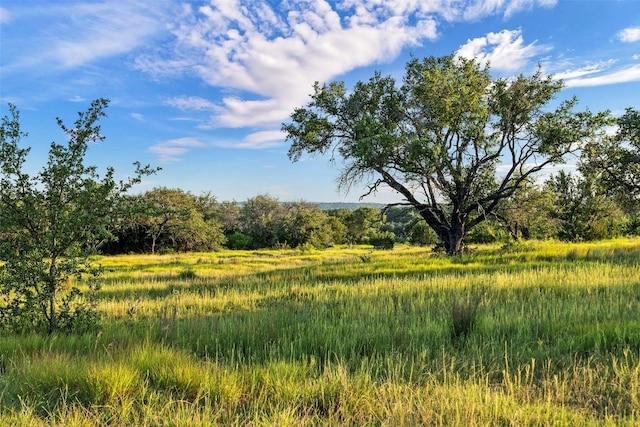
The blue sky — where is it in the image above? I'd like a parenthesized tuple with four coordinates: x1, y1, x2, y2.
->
(1, 0, 639, 203)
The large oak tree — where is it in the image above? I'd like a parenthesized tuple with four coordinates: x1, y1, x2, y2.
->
(283, 55, 608, 255)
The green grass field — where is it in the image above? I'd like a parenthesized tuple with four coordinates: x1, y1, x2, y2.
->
(1, 239, 640, 426)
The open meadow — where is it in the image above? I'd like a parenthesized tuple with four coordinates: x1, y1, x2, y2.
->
(1, 239, 640, 426)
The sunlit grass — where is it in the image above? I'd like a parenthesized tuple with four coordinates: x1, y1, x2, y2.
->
(1, 238, 639, 425)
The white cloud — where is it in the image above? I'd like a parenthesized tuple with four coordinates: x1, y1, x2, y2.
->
(165, 96, 217, 111)
(9, 1, 174, 70)
(214, 97, 293, 128)
(0, 7, 10, 23)
(133, 1, 559, 137)
(463, 0, 557, 21)
(131, 112, 145, 121)
(456, 29, 549, 72)
(148, 137, 205, 163)
(618, 27, 640, 43)
(54, 2, 167, 68)
(553, 60, 617, 81)
(563, 63, 640, 87)
(505, 0, 556, 18)
(213, 130, 285, 149)
(237, 130, 285, 149)
(136, 0, 439, 128)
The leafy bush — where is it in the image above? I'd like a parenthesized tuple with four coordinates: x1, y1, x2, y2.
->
(407, 221, 439, 246)
(225, 232, 252, 250)
(368, 231, 396, 249)
(467, 220, 507, 244)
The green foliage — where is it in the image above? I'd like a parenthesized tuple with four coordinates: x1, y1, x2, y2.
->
(625, 215, 640, 236)
(582, 108, 640, 207)
(238, 194, 284, 248)
(214, 200, 242, 235)
(132, 187, 225, 254)
(367, 230, 396, 249)
(284, 54, 610, 255)
(407, 219, 439, 246)
(344, 206, 385, 244)
(0, 99, 155, 334)
(277, 201, 336, 248)
(544, 171, 628, 241)
(381, 206, 416, 242)
(225, 231, 252, 250)
(466, 219, 508, 244)
(228, 197, 346, 249)
(493, 179, 559, 240)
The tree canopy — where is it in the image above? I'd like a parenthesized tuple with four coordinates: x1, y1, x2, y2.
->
(283, 54, 609, 254)
(0, 99, 155, 334)
(137, 188, 224, 254)
(582, 107, 640, 207)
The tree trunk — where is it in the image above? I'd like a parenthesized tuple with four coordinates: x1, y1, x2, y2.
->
(414, 205, 467, 256)
(443, 226, 464, 256)
(47, 260, 57, 334)
(415, 210, 466, 256)
(151, 235, 157, 254)
(428, 223, 465, 255)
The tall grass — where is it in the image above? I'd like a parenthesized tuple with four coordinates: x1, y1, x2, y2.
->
(1, 238, 639, 425)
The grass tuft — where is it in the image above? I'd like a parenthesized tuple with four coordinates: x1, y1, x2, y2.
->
(451, 293, 482, 340)
(178, 268, 197, 280)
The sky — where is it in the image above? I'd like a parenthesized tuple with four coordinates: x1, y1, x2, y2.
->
(1, 0, 639, 204)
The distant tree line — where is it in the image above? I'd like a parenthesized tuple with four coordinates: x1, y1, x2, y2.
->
(102, 191, 396, 253)
(101, 173, 638, 255)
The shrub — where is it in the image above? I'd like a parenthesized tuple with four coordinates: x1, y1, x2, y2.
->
(225, 232, 252, 250)
(0, 100, 155, 334)
(368, 231, 396, 249)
